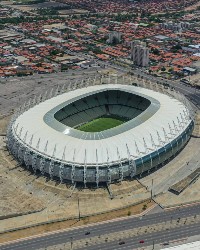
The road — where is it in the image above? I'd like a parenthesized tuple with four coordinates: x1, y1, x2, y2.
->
(62, 47, 200, 108)
(127, 68, 200, 107)
(82, 223, 200, 250)
(0, 203, 200, 250)
(94, 59, 200, 107)
(2, 52, 198, 114)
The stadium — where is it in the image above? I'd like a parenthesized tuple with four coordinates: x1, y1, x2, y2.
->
(6, 76, 194, 187)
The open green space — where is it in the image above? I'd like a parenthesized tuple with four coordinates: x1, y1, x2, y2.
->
(77, 117, 125, 132)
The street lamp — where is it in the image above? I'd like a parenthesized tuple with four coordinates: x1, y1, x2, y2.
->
(78, 197, 81, 221)
(151, 179, 154, 200)
(70, 237, 73, 250)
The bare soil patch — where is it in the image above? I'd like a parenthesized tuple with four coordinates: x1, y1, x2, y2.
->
(0, 115, 11, 134)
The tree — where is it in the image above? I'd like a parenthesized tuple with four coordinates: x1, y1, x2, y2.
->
(168, 67, 173, 72)
(142, 204, 147, 211)
(161, 67, 166, 72)
(50, 49, 61, 56)
(112, 36, 119, 45)
(61, 64, 68, 71)
(35, 62, 43, 67)
(171, 44, 182, 53)
(37, 8, 59, 16)
(151, 48, 160, 55)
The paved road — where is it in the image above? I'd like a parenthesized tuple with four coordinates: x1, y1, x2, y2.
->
(82, 223, 200, 250)
(96, 60, 200, 107)
(1, 61, 199, 116)
(0, 203, 200, 250)
(55, 47, 200, 109)
(128, 68, 200, 107)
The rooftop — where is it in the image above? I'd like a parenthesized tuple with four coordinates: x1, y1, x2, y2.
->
(13, 84, 190, 165)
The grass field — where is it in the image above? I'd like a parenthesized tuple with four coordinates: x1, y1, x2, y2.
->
(77, 117, 125, 132)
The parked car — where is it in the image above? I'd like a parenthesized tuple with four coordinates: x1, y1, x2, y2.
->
(163, 242, 169, 246)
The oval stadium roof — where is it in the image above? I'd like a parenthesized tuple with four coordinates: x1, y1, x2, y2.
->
(13, 84, 190, 166)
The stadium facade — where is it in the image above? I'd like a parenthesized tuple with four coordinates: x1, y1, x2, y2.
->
(7, 76, 195, 187)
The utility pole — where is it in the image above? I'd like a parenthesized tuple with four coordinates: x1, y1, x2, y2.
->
(70, 237, 73, 250)
(152, 240, 155, 250)
(78, 197, 81, 221)
(151, 179, 154, 200)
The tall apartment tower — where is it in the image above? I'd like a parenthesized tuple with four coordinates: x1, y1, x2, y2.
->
(131, 41, 149, 67)
(108, 31, 122, 44)
(160, 22, 192, 31)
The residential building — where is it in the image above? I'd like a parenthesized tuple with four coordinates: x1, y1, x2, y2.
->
(108, 31, 122, 44)
(160, 22, 192, 32)
(131, 41, 149, 67)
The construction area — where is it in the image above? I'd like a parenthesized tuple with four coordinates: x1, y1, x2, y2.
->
(0, 73, 200, 244)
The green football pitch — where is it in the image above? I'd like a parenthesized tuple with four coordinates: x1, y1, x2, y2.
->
(77, 117, 125, 132)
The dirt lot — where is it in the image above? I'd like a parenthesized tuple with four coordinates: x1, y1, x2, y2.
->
(0, 149, 45, 217)
(0, 70, 103, 116)
(0, 115, 11, 134)
(0, 115, 46, 217)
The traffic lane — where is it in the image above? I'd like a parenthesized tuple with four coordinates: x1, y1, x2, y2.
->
(1, 204, 200, 249)
(82, 222, 200, 250)
(131, 75, 199, 102)
(108, 222, 200, 250)
(173, 84, 200, 100)
(185, 94, 200, 108)
(34, 75, 200, 108)
(7, 66, 198, 104)
(2, 222, 200, 250)
(116, 222, 200, 250)
(138, 74, 200, 106)
(130, 69, 200, 95)
(1, 204, 199, 250)
(1, 204, 199, 244)
(100, 225, 200, 250)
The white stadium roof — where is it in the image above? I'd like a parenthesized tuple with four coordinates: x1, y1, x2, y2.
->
(13, 84, 190, 166)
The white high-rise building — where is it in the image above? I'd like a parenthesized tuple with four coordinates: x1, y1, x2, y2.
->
(131, 41, 149, 67)
(108, 31, 122, 44)
(159, 21, 192, 31)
